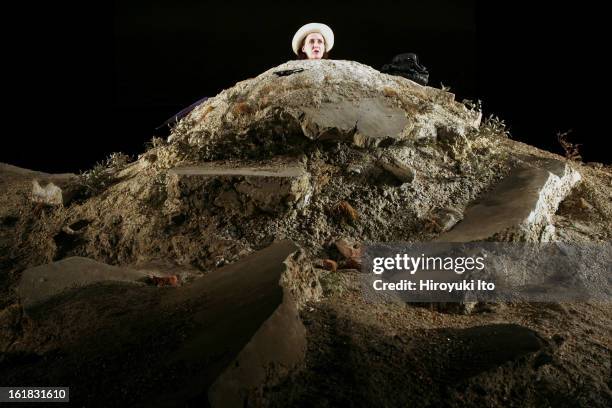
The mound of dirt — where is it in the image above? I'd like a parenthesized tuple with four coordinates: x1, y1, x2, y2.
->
(1, 60, 610, 407)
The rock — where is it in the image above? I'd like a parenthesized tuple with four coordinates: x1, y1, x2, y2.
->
(437, 159, 581, 242)
(31, 176, 82, 206)
(379, 157, 416, 183)
(424, 207, 463, 233)
(347, 164, 362, 175)
(32, 180, 64, 205)
(202, 241, 315, 406)
(172, 60, 481, 156)
(300, 97, 409, 148)
(280, 248, 323, 309)
(166, 163, 312, 215)
(335, 238, 362, 259)
(16, 257, 148, 309)
(322, 259, 338, 272)
(335, 238, 363, 269)
(148, 275, 179, 287)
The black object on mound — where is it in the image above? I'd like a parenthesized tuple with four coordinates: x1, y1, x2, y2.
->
(382, 53, 429, 86)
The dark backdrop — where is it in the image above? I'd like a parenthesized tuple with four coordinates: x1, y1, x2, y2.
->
(2, 1, 606, 173)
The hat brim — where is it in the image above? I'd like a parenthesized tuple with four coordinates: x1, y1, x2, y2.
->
(292, 23, 334, 55)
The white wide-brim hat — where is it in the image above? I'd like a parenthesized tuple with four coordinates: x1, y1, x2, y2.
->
(292, 23, 334, 55)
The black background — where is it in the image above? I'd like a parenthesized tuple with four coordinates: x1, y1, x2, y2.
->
(3, 1, 606, 173)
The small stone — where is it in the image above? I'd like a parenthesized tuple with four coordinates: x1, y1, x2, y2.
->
(321, 259, 337, 272)
(149, 275, 179, 287)
(31, 175, 83, 206)
(380, 157, 416, 183)
(347, 165, 362, 175)
(334, 239, 362, 259)
(431, 208, 463, 232)
(32, 180, 64, 206)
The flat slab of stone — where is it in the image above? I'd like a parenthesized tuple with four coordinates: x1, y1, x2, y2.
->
(167, 163, 312, 213)
(437, 159, 581, 242)
(17, 257, 148, 308)
(168, 165, 306, 178)
(4, 241, 313, 407)
(301, 97, 409, 147)
(170, 240, 310, 407)
(156, 240, 313, 406)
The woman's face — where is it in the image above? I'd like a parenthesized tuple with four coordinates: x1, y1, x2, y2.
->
(301, 33, 325, 59)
